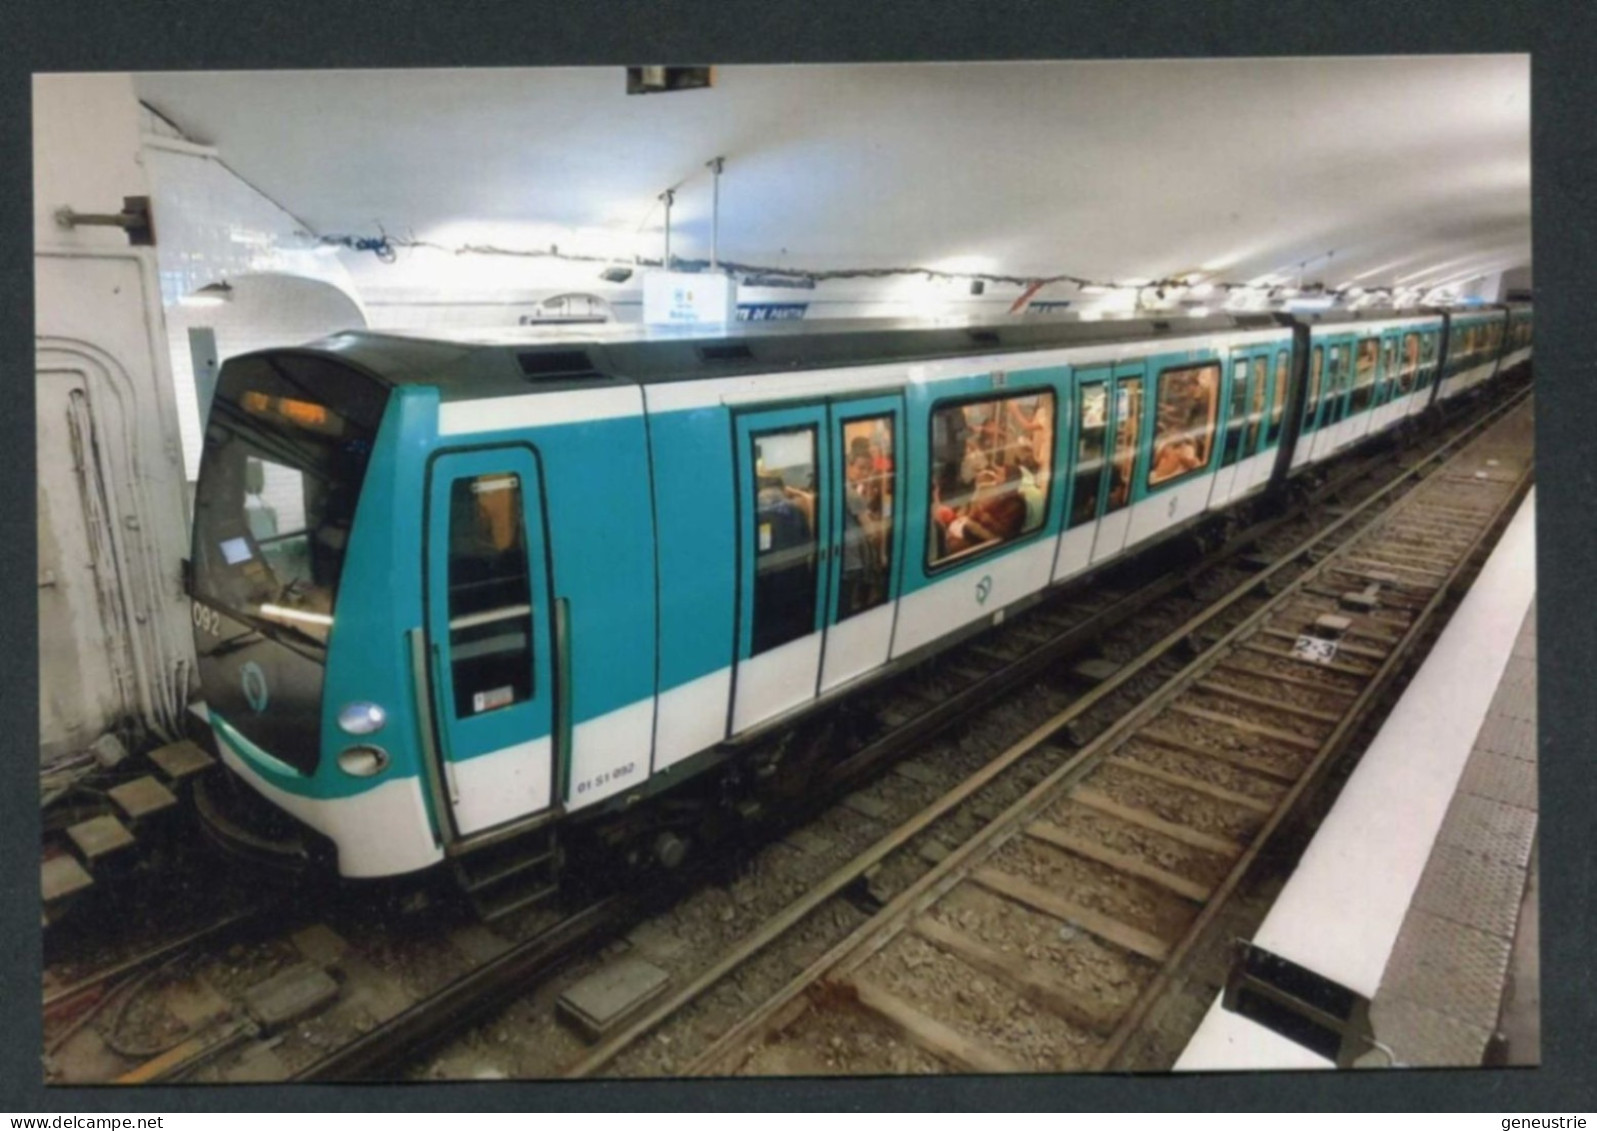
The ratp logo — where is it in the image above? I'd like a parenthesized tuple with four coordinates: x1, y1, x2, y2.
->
(975, 575, 993, 605)
(240, 661, 270, 713)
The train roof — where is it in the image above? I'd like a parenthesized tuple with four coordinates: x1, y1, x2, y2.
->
(278, 311, 1291, 401)
(256, 302, 1522, 402)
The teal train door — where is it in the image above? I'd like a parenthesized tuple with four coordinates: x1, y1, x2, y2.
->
(819, 394, 904, 692)
(731, 404, 835, 733)
(424, 446, 556, 838)
(1089, 363, 1147, 565)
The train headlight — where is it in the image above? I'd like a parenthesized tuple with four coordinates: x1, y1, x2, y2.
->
(337, 701, 388, 736)
(337, 745, 390, 777)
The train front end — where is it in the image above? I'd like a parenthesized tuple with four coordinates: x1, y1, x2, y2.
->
(189, 349, 443, 878)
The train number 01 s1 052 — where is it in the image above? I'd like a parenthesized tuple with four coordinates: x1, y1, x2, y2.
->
(574, 760, 638, 795)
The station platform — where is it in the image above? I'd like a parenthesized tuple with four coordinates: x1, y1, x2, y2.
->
(1176, 488, 1538, 1071)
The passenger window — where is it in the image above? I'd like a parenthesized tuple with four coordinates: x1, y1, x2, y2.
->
(751, 428, 819, 655)
(1104, 378, 1144, 514)
(1351, 337, 1379, 413)
(1149, 363, 1220, 488)
(928, 390, 1055, 567)
(838, 415, 894, 621)
(1068, 385, 1108, 530)
(446, 472, 533, 717)
(1266, 350, 1289, 445)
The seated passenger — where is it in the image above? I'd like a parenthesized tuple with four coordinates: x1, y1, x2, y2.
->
(949, 467, 1028, 552)
(1152, 436, 1203, 481)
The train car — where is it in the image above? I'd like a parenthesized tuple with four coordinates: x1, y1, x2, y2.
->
(1500, 303, 1535, 375)
(1287, 309, 1446, 471)
(1435, 304, 1510, 401)
(184, 306, 1517, 895)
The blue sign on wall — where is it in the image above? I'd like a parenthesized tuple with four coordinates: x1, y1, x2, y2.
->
(738, 303, 809, 322)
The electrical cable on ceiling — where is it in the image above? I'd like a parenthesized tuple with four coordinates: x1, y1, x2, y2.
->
(313, 229, 1421, 304)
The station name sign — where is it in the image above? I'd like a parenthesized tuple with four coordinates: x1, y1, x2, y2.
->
(643, 271, 737, 326)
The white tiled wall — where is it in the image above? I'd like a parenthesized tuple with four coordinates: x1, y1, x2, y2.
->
(138, 117, 369, 479)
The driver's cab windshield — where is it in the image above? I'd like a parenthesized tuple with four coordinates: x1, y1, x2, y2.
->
(191, 354, 389, 655)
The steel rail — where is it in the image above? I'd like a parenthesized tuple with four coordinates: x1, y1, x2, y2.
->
(1093, 416, 1535, 1070)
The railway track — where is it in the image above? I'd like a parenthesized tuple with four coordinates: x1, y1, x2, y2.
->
(50, 385, 1529, 1083)
(599, 394, 1534, 1076)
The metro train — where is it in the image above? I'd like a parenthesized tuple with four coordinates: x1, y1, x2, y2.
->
(186, 300, 1532, 900)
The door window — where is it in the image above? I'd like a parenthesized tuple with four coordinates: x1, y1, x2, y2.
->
(445, 472, 534, 717)
(1246, 356, 1268, 452)
(1068, 384, 1108, 530)
(838, 415, 894, 620)
(1104, 378, 1144, 514)
(750, 428, 819, 655)
(1220, 361, 1250, 468)
(1304, 346, 1324, 430)
(1266, 349, 1289, 446)
(1351, 337, 1379, 413)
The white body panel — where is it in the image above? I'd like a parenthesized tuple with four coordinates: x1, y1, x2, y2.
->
(439, 384, 645, 434)
(1343, 408, 1376, 450)
(564, 696, 657, 810)
(651, 667, 732, 773)
(645, 329, 1293, 416)
(1236, 448, 1276, 498)
(212, 721, 443, 878)
(1439, 359, 1497, 400)
(1210, 450, 1263, 509)
(1370, 393, 1404, 434)
(1051, 523, 1096, 583)
(449, 736, 553, 835)
(1205, 456, 1241, 511)
(1128, 472, 1213, 548)
(731, 632, 823, 734)
(820, 600, 897, 692)
(891, 538, 1055, 657)
(1090, 506, 1133, 564)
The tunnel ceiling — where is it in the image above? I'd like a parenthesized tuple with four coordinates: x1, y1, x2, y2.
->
(133, 57, 1530, 296)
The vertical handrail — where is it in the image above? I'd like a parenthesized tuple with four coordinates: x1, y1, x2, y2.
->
(408, 626, 454, 847)
(553, 598, 574, 807)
